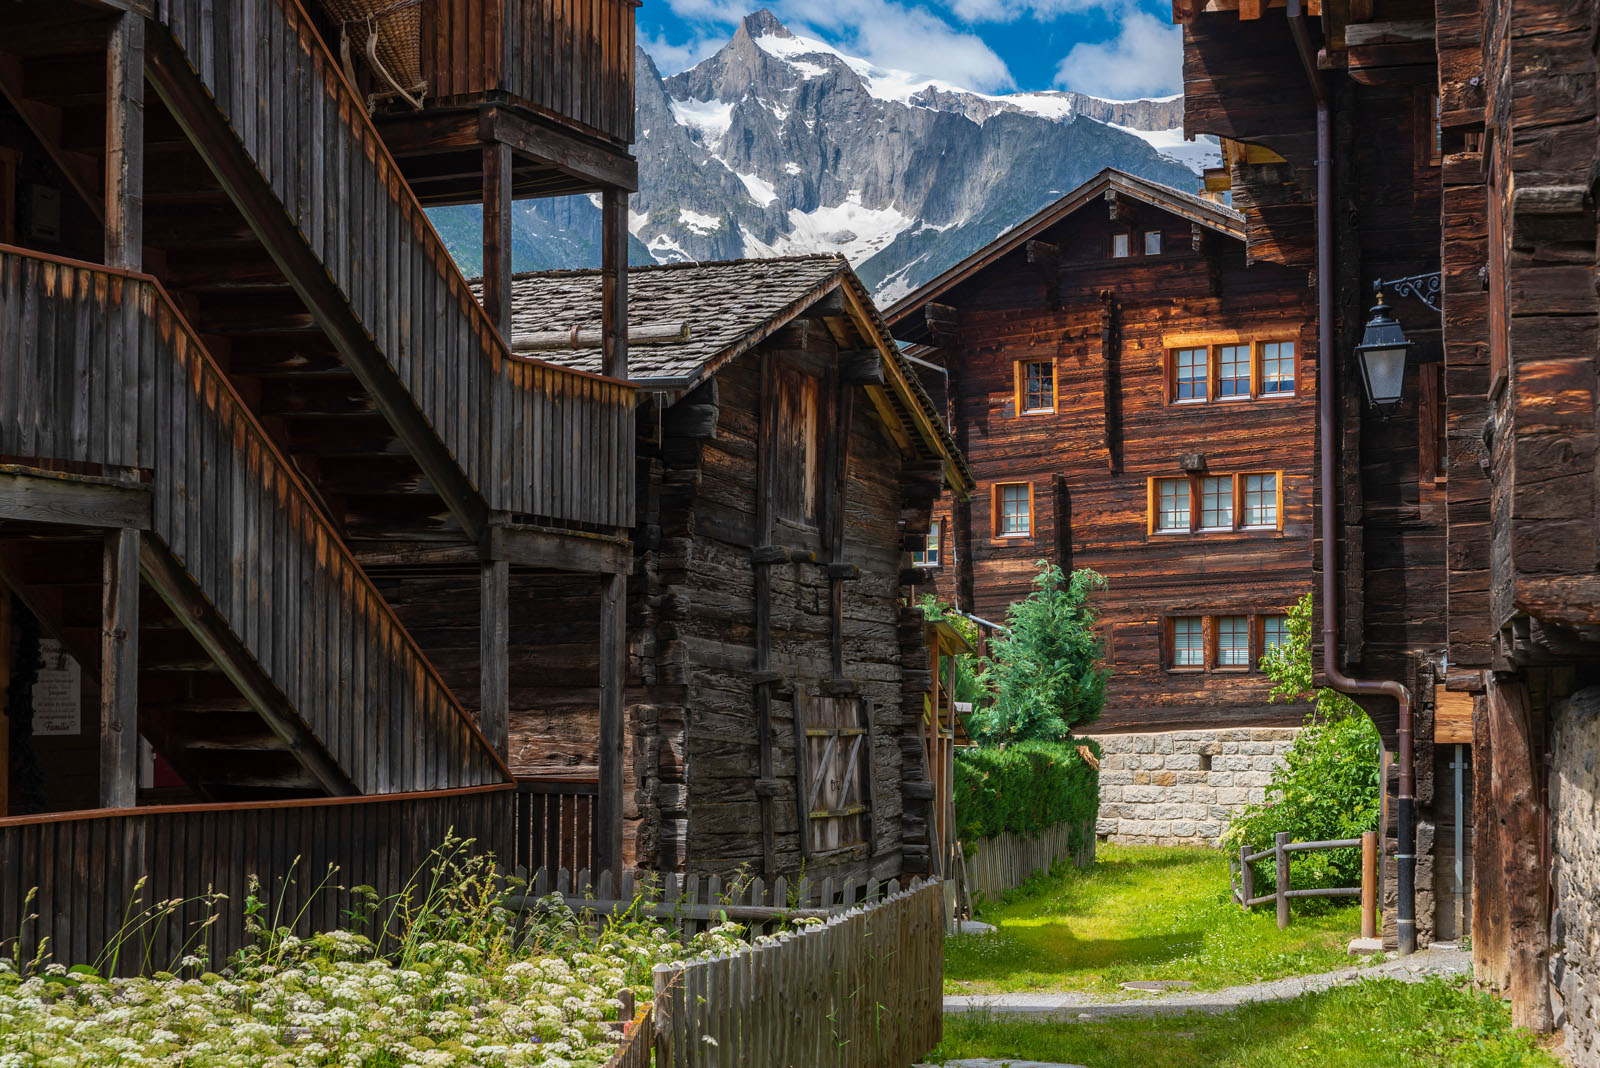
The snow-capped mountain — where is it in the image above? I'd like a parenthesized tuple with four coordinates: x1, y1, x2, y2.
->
(427, 9, 1218, 303)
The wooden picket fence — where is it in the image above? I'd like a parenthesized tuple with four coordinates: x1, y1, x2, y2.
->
(650, 878, 945, 1067)
(961, 817, 1097, 904)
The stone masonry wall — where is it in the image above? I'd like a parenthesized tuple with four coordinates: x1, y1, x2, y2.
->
(1551, 686, 1600, 1068)
(1087, 728, 1298, 846)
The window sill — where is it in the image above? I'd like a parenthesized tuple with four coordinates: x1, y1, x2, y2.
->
(992, 533, 1032, 542)
(1019, 408, 1056, 416)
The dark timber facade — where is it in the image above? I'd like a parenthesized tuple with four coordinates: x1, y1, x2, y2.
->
(886, 169, 1319, 734)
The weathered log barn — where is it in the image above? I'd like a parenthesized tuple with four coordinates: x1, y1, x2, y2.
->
(885, 168, 1318, 734)
(1178, 0, 1600, 1045)
(0, 0, 642, 969)
(500, 255, 975, 882)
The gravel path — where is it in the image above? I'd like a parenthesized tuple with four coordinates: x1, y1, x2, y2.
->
(942, 944, 1471, 1021)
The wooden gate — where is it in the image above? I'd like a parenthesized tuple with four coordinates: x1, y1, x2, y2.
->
(794, 692, 876, 856)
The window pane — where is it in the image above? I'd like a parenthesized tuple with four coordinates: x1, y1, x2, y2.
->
(1219, 344, 1250, 398)
(1217, 616, 1250, 666)
(1175, 347, 1208, 401)
(1261, 341, 1295, 395)
(1173, 617, 1204, 667)
(1144, 230, 1162, 254)
(1199, 476, 1233, 530)
(1243, 473, 1278, 527)
(999, 485, 1030, 536)
(913, 521, 941, 567)
(1023, 361, 1053, 411)
(1111, 233, 1129, 258)
(1156, 478, 1190, 532)
(1264, 615, 1289, 652)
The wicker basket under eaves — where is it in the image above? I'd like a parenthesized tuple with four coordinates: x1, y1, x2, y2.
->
(318, 0, 427, 109)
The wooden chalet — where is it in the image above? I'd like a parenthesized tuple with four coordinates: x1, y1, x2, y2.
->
(0, 0, 639, 969)
(501, 255, 975, 882)
(1177, 0, 1600, 1040)
(885, 168, 1318, 734)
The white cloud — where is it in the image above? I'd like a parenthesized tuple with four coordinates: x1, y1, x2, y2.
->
(945, 0, 1110, 20)
(641, 29, 726, 74)
(1052, 10, 1181, 98)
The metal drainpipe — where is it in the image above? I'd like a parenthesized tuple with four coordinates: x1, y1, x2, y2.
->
(1287, 0, 1418, 954)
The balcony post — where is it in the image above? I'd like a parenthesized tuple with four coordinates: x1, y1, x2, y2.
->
(100, 527, 139, 808)
(481, 141, 514, 339)
(595, 569, 626, 876)
(480, 559, 509, 760)
(105, 11, 144, 270)
(601, 187, 628, 380)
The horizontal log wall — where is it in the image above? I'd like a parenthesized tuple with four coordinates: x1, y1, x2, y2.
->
(0, 248, 506, 792)
(0, 785, 514, 974)
(159, 0, 635, 529)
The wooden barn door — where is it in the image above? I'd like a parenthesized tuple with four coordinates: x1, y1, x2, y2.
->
(793, 691, 876, 857)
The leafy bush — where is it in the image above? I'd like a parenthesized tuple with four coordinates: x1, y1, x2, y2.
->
(918, 594, 989, 715)
(1224, 594, 1381, 890)
(954, 739, 1101, 852)
(968, 563, 1109, 746)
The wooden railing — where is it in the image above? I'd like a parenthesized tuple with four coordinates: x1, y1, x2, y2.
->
(422, 0, 637, 145)
(0, 247, 507, 793)
(0, 785, 514, 974)
(649, 878, 945, 1067)
(514, 776, 597, 875)
(158, 0, 637, 530)
(1232, 830, 1379, 933)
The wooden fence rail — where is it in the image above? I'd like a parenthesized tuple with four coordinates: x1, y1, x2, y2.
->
(1231, 830, 1379, 934)
(650, 878, 944, 1068)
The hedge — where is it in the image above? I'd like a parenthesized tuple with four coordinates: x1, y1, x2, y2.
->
(953, 739, 1102, 842)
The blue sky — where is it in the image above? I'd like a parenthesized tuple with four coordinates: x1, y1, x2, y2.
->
(638, 0, 1184, 100)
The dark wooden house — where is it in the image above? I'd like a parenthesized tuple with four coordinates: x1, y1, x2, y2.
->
(885, 168, 1318, 734)
(501, 255, 975, 882)
(0, 0, 638, 968)
(1178, 0, 1600, 1041)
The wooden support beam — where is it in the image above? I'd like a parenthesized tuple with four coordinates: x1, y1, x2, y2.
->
(751, 352, 780, 875)
(1054, 474, 1072, 576)
(99, 528, 139, 809)
(487, 106, 639, 193)
(105, 12, 144, 270)
(486, 524, 631, 573)
(838, 350, 885, 386)
(480, 141, 513, 340)
(796, 289, 847, 320)
(1099, 290, 1121, 475)
(602, 187, 629, 381)
(595, 570, 626, 877)
(479, 560, 509, 760)
(0, 469, 151, 529)
(0, 594, 10, 817)
(825, 368, 855, 677)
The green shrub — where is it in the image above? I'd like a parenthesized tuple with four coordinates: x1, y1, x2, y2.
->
(968, 563, 1109, 745)
(1223, 594, 1381, 890)
(954, 739, 1101, 852)
(918, 595, 989, 714)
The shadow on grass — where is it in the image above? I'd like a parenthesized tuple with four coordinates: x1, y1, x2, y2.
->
(946, 928, 1208, 984)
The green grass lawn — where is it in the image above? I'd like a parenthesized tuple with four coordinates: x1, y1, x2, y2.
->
(945, 843, 1358, 995)
(929, 978, 1565, 1068)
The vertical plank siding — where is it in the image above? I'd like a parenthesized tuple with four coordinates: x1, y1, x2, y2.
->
(157, 0, 636, 530)
(0, 247, 506, 792)
(0, 785, 513, 974)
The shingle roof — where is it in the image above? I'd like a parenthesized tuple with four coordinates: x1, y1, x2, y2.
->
(494, 255, 850, 387)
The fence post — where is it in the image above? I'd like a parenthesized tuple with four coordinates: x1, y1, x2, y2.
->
(1239, 843, 1253, 908)
(652, 964, 676, 1067)
(1275, 832, 1291, 930)
(1361, 830, 1379, 939)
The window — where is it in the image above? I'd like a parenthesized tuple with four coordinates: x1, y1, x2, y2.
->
(1218, 344, 1250, 398)
(1172, 617, 1205, 669)
(1175, 347, 1208, 402)
(1260, 341, 1295, 395)
(1263, 614, 1289, 652)
(1216, 615, 1250, 667)
(1111, 233, 1130, 258)
(1015, 360, 1056, 414)
(1199, 476, 1233, 530)
(1167, 338, 1297, 404)
(1144, 230, 1162, 255)
(913, 521, 941, 567)
(1154, 477, 1190, 532)
(993, 483, 1032, 538)
(1241, 473, 1278, 528)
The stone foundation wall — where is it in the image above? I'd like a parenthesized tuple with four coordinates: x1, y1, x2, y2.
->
(1087, 728, 1298, 846)
(1551, 686, 1600, 1067)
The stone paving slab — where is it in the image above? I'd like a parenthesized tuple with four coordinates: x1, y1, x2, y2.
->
(943, 945, 1471, 1020)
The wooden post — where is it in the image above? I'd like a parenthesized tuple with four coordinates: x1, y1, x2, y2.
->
(1361, 830, 1378, 938)
(601, 187, 629, 380)
(1487, 674, 1553, 1031)
(1472, 690, 1507, 987)
(1275, 831, 1291, 930)
(1239, 843, 1253, 907)
(479, 559, 509, 760)
(100, 528, 140, 809)
(0, 593, 10, 817)
(105, 12, 144, 270)
(595, 569, 626, 878)
(480, 141, 514, 339)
